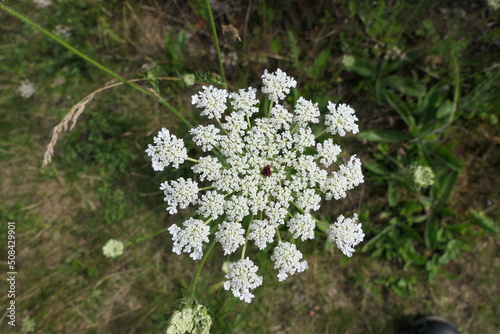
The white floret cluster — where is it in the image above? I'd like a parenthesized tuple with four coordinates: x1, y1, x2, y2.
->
(146, 69, 364, 302)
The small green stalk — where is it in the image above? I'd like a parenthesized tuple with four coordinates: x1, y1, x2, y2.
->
(204, 0, 227, 89)
(124, 227, 170, 247)
(0, 4, 192, 128)
(187, 239, 217, 299)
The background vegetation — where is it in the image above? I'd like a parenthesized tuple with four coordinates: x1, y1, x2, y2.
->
(1, 0, 499, 333)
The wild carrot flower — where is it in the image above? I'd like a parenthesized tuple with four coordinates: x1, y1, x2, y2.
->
(102, 239, 124, 258)
(147, 69, 364, 302)
(413, 165, 435, 188)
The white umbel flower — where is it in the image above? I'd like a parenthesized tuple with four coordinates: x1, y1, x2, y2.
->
(19, 79, 36, 98)
(197, 190, 226, 220)
(190, 124, 221, 151)
(160, 178, 199, 214)
(294, 97, 320, 126)
(413, 165, 434, 188)
(271, 242, 308, 281)
(316, 139, 341, 167)
(146, 128, 187, 171)
(248, 219, 276, 250)
(169, 218, 210, 260)
(102, 239, 124, 258)
(147, 69, 365, 302)
(224, 258, 263, 303)
(215, 221, 246, 255)
(325, 101, 359, 136)
(287, 213, 315, 241)
(327, 213, 364, 257)
(261, 68, 297, 102)
(230, 87, 259, 116)
(191, 85, 228, 119)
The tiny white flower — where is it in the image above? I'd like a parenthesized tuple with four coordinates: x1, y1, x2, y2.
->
(160, 178, 199, 214)
(271, 241, 308, 281)
(413, 165, 434, 188)
(19, 79, 36, 98)
(224, 257, 263, 303)
(294, 97, 320, 126)
(215, 221, 246, 255)
(191, 155, 223, 182)
(197, 190, 225, 220)
(192, 85, 228, 119)
(33, 0, 51, 8)
(338, 155, 364, 190)
(102, 239, 124, 258)
(169, 218, 210, 260)
(230, 87, 259, 116)
(287, 212, 316, 241)
(316, 139, 341, 167)
(325, 101, 359, 136)
(190, 124, 221, 151)
(145, 128, 187, 171)
(327, 213, 364, 257)
(248, 219, 276, 250)
(270, 104, 293, 130)
(295, 188, 321, 212)
(261, 68, 297, 102)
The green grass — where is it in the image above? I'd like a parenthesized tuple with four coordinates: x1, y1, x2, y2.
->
(1, 1, 499, 333)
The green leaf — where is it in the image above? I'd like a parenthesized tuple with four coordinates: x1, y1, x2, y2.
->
(382, 89, 416, 128)
(419, 142, 462, 172)
(359, 129, 411, 143)
(468, 211, 500, 237)
(388, 181, 398, 207)
(307, 49, 330, 79)
(436, 101, 454, 119)
(364, 161, 389, 175)
(384, 76, 426, 97)
(349, 55, 377, 78)
(432, 170, 458, 203)
(362, 225, 393, 252)
(424, 213, 438, 250)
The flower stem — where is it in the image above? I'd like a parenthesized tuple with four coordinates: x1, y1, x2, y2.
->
(0, 4, 192, 128)
(124, 227, 170, 247)
(187, 238, 217, 298)
(204, 0, 226, 89)
(241, 215, 254, 259)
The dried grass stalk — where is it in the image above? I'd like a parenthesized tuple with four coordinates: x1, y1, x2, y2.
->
(42, 77, 178, 167)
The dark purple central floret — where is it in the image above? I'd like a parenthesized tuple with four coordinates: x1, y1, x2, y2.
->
(261, 165, 272, 177)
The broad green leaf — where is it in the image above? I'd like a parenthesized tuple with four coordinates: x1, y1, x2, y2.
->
(359, 129, 411, 143)
(384, 76, 426, 97)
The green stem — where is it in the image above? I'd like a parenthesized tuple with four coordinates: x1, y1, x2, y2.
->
(187, 157, 200, 164)
(0, 4, 192, 128)
(187, 239, 217, 298)
(315, 128, 328, 139)
(241, 215, 254, 259)
(204, 0, 226, 89)
(124, 227, 170, 247)
(450, 55, 460, 125)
